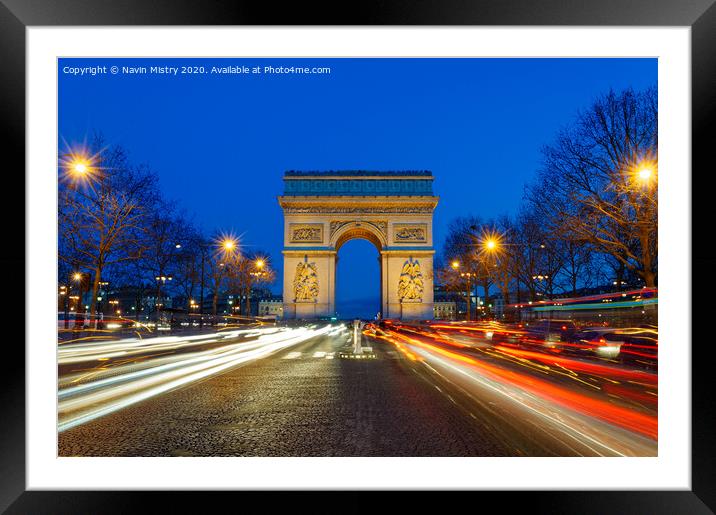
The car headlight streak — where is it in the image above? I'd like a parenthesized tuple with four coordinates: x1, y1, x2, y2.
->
(58, 325, 333, 432)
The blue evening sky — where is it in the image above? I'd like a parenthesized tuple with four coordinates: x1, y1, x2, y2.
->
(59, 58, 656, 318)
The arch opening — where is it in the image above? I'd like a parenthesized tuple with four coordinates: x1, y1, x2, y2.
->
(335, 237, 381, 321)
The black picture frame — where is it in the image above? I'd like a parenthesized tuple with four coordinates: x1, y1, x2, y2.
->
(2, 0, 713, 512)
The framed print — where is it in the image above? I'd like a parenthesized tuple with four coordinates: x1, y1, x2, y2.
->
(2, 0, 714, 512)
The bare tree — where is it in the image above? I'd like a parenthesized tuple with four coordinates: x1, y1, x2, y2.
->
(138, 202, 200, 312)
(557, 239, 598, 296)
(58, 135, 159, 318)
(441, 216, 506, 318)
(172, 226, 204, 310)
(510, 209, 547, 302)
(225, 252, 276, 316)
(531, 86, 658, 286)
(489, 215, 518, 305)
(441, 216, 484, 318)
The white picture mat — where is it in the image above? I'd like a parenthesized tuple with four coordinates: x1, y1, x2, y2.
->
(27, 27, 690, 490)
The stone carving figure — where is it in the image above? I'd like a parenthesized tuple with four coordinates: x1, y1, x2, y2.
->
(294, 258, 319, 302)
(398, 258, 423, 302)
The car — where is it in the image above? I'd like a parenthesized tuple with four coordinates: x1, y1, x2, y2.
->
(483, 323, 527, 345)
(571, 328, 626, 359)
(615, 327, 658, 368)
(523, 319, 578, 347)
(102, 316, 137, 330)
(571, 327, 658, 368)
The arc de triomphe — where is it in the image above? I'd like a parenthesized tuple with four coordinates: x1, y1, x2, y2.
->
(278, 171, 438, 320)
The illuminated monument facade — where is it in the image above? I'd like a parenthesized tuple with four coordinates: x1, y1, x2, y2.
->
(278, 171, 438, 320)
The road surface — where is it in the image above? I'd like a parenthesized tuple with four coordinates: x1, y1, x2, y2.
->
(58, 322, 657, 457)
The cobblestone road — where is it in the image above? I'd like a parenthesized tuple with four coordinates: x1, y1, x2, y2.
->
(59, 331, 511, 456)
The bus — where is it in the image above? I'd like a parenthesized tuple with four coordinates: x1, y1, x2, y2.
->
(508, 288, 657, 328)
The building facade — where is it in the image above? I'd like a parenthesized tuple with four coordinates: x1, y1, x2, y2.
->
(258, 299, 284, 318)
(433, 301, 457, 320)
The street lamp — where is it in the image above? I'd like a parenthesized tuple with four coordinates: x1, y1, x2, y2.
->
(480, 231, 502, 255)
(222, 238, 237, 253)
(202, 233, 241, 320)
(635, 159, 656, 182)
(628, 157, 657, 188)
(107, 299, 121, 316)
(72, 162, 87, 174)
(451, 260, 475, 322)
(71, 271, 89, 327)
(460, 271, 476, 322)
(68, 155, 91, 177)
(245, 258, 270, 316)
(59, 283, 69, 328)
(637, 166, 653, 181)
(60, 149, 99, 188)
(470, 233, 501, 319)
(155, 275, 173, 309)
(153, 241, 183, 315)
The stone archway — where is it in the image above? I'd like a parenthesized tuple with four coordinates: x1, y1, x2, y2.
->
(333, 224, 384, 320)
(278, 171, 438, 320)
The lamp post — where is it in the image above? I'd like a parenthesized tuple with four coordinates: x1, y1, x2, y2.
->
(247, 258, 268, 316)
(154, 242, 183, 316)
(59, 283, 69, 328)
(95, 280, 109, 329)
(481, 237, 500, 318)
(461, 271, 476, 321)
(194, 236, 239, 326)
(451, 260, 475, 322)
(63, 148, 108, 320)
(217, 237, 239, 317)
(633, 159, 657, 288)
(154, 275, 173, 310)
(199, 247, 207, 327)
(71, 271, 90, 328)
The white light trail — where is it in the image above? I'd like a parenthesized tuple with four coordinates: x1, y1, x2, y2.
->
(58, 325, 334, 432)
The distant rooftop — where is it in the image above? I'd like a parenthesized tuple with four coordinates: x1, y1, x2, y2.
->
(284, 170, 432, 177)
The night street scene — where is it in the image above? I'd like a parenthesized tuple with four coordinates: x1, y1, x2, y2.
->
(58, 58, 658, 457)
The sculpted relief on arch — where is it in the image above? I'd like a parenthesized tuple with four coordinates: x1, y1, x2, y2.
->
(290, 223, 324, 243)
(393, 223, 427, 243)
(294, 258, 319, 302)
(398, 257, 423, 303)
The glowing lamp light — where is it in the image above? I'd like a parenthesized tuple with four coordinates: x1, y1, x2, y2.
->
(637, 166, 653, 181)
(485, 239, 497, 251)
